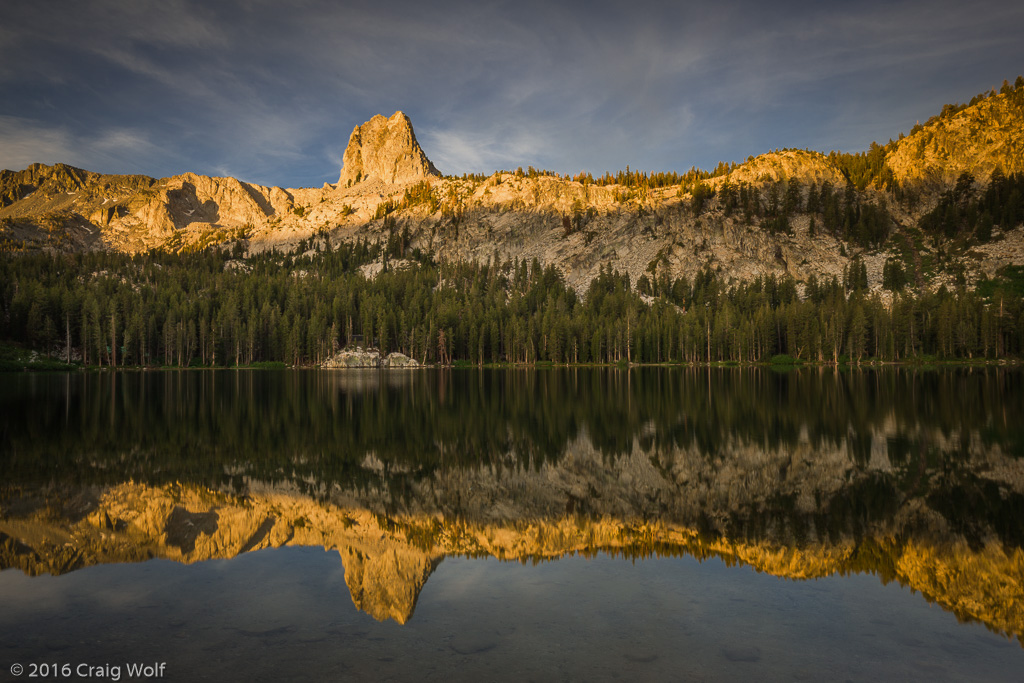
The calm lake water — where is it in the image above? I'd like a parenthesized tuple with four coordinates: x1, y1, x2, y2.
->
(2, 367, 1023, 681)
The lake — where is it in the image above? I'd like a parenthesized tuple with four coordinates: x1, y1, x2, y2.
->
(2, 367, 1023, 681)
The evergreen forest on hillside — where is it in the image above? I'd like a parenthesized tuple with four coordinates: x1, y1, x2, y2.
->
(2, 227, 1023, 369)
(3, 80, 1024, 369)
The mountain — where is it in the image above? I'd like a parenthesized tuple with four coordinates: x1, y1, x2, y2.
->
(887, 85, 1024, 187)
(338, 110, 440, 186)
(2, 84, 1024, 294)
(0, 164, 294, 253)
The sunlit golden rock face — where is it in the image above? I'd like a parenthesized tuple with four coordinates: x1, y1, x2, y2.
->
(337, 111, 441, 187)
(886, 90, 1024, 187)
(0, 164, 297, 253)
(712, 150, 847, 187)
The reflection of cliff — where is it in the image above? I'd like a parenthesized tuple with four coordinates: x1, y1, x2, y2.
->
(2, 478, 1022, 641)
(0, 481, 444, 624)
(342, 547, 441, 624)
(3, 367, 1023, 633)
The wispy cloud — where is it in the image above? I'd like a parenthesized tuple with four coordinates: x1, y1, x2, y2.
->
(0, 117, 76, 170)
(0, 116, 168, 174)
(1, 0, 1022, 184)
(423, 127, 550, 176)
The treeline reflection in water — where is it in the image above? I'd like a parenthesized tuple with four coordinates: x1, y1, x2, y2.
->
(4, 366, 1022, 467)
(3, 367, 1023, 541)
(2, 367, 1024, 639)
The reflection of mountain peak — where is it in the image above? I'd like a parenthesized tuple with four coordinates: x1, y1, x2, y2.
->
(2, 479, 1024, 640)
(0, 482, 447, 624)
(341, 547, 441, 624)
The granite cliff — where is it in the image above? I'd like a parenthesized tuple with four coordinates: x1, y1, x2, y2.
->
(337, 110, 440, 187)
(887, 89, 1024, 188)
(2, 85, 1024, 293)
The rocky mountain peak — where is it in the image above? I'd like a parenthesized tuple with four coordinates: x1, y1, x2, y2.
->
(885, 88, 1024, 188)
(337, 111, 440, 187)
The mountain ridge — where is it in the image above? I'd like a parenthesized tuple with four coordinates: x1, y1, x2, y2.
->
(2, 80, 1024, 293)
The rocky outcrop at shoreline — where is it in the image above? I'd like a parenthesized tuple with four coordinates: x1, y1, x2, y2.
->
(321, 348, 421, 369)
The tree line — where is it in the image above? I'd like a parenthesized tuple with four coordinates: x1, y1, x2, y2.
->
(2, 232, 1022, 367)
(918, 168, 1024, 241)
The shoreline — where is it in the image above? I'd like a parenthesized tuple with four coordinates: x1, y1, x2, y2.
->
(3, 357, 1022, 373)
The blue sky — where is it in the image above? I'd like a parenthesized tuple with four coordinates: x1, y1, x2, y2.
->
(1, 0, 1021, 187)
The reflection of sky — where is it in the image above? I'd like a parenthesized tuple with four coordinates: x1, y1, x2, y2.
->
(2, 1, 1022, 186)
(1, 550, 1020, 678)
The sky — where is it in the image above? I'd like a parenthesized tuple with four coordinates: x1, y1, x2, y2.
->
(1, 0, 1022, 188)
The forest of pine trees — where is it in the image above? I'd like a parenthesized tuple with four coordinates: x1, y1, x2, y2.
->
(2, 231, 1022, 368)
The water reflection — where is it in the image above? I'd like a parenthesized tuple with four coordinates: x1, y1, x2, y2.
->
(1, 368, 1023, 641)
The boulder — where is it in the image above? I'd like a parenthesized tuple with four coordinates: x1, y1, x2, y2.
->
(321, 348, 381, 368)
(383, 352, 420, 368)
